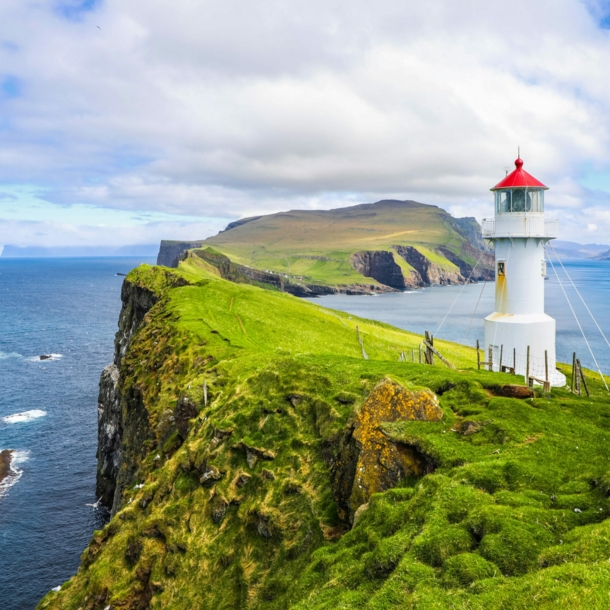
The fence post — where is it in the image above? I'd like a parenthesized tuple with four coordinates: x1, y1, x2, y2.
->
(513, 348, 516, 375)
(577, 359, 590, 397)
(419, 345, 422, 364)
(488, 346, 493, 372)
(424, 331, 435, 365)
(476, 340, 480, 370)
(526, 346, 530, 386)
(499, 345, 503, 372)
(571, 352, 576, 393)
(411, 349, 414, 363)
(575, 359, 582, 396)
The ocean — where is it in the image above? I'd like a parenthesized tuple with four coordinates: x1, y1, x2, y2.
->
(0, 257, 154, 610)
(0, 256, 608, 609)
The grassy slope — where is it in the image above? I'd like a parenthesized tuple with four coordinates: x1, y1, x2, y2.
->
(202, 201, 464, 285)
(39, 259, 610, 610)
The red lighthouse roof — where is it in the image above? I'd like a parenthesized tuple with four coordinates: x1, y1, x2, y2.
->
(491, 157, 548, 191)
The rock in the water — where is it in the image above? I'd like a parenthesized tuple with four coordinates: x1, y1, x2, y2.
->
(39, 354, 52, 360)
(0, 449, 14, 485)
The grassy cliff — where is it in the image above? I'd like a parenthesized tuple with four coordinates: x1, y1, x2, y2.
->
(39, 255, 610, 610)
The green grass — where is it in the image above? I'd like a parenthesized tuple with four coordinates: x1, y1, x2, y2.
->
(39, 260, 610, 610)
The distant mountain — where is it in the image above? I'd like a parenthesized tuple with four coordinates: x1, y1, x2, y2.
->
(551, 240, 610, 259)
(592, 249, 610, 261)
(0, 244, 159, 257)
(157, 200, 494, 295)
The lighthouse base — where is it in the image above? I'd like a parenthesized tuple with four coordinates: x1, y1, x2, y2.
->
(484, 312, 566, 387)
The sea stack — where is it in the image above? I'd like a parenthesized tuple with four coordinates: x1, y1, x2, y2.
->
(483, 156, 565, 386)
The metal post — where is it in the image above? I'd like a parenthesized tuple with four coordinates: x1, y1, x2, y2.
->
(526, 346, 530, 386)
(500, 345, 503, 372)
(575, 359, 582, 396)
(513, 348, 516, 374)
(476, 340, 480, 370)
(488, 346, 493, 372)
(545, 350, 549, 384)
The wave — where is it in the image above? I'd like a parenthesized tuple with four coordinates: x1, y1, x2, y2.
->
(0, 450, 29, 499)
(0, 351, 23, 360)
(2, 410, 47, 424)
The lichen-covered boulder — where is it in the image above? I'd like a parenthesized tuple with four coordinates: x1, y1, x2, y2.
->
(332, 378, 443, 522)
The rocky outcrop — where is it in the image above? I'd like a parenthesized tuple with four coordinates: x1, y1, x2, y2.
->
(437, 245, 495, 282)
(189, 249, 395, 296)
(0, 449, 14, 485)
(96, 274, 180, 513)
(350, 250, 423, 289)
(114, 280, 159, 365)
(157, 240, 205, 267)
(219, 216, 263, 233)
(393, 245, 464, 286)
(96, 364, 121, 507)
(447, 216, 491, 253)
(331, 378, 442, 522)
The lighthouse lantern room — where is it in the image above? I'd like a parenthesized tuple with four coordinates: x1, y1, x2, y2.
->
(482, 157, 566, 387)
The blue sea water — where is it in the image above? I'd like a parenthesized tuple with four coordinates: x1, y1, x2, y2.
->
(0, 257, 154, 610)
(0, 256, 607, 609)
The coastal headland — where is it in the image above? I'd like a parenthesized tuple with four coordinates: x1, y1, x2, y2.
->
(39, 253, 610, 610)
(157, 200, 495, 295)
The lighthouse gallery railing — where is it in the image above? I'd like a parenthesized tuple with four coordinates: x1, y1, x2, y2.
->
(481, 216, 558, 239)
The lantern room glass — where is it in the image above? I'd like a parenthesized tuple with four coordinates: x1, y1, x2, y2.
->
(494, 188, 544, 214)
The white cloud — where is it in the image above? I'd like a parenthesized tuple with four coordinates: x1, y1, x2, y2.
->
(0, 218, 224, 249)
(1, 0, 610, 245)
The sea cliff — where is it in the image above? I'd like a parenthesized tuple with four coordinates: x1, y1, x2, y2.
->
(39, 257, 610, 610)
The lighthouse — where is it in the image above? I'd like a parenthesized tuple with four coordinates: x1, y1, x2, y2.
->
(482, 156, 566, 387)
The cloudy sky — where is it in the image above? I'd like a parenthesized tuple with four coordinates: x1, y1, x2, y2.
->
(1, 0, 610, 249)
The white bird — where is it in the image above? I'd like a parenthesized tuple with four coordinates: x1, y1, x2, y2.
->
(85, 497, 102, 508)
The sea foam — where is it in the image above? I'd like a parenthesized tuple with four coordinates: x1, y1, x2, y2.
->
(2, 410, 47, 424)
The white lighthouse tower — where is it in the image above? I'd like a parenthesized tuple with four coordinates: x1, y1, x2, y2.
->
(483, 156, 565, 386)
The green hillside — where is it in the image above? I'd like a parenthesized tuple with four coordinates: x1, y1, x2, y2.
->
(159, 200, 493, 291)
(39, 256, 610, 610)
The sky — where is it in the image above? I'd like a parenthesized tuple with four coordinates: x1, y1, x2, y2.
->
(2, 0, 610, 249)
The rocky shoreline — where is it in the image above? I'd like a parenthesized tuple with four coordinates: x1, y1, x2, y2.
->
(0, 449, 14, 486)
